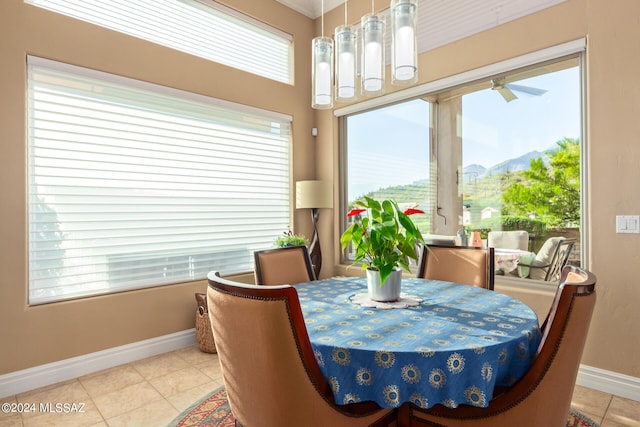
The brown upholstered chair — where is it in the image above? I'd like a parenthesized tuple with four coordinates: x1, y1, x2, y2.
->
(416, 245, 495, 290)
(206, 271, 396, 427)
(397, 265, 597, 427)
(253, 245, 316, 285)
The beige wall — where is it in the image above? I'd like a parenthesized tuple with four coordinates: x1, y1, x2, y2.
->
(1, 0, 639, 383)
(0, 0, 315, 374)
(319, 0, 640, 379)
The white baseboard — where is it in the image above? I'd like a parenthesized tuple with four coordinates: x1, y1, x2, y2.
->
(0, 329, 196, 399)
(577, 364, 640, 402)
(1, 331, 638, 404)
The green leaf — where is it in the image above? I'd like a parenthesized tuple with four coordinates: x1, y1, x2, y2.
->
(378, 263, 394, 286)
(340, 197, 428, 281)
(340, 225, 354, 250)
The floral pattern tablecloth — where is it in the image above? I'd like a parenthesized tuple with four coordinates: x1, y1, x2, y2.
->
(295, 277, 541, 409)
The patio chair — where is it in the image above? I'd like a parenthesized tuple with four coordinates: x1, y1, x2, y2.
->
(397, 265, 597, 427)
(206, 271, 396, 427)
(416, 245, 495, 290)
(423, 234, 457, 246)
(254, 245, 316, 285)
(487, 230, 529, 251)
(517, 237, 576, 281)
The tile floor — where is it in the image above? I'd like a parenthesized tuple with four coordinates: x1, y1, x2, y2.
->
(0, 346, 224, 427)
(1, 345, 638, 426)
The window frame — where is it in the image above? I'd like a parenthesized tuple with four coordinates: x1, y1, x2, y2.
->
(337, 40, 588, 281)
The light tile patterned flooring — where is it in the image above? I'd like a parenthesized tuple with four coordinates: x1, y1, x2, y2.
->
(1, 345, 638, 426)
(0, 346, 224, 427)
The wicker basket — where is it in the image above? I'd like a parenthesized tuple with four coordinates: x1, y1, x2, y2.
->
(195, 292, 216, 354)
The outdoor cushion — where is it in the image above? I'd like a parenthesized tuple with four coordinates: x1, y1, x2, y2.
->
(529, 237, 565, 280)
(517, 253, 536, 278)
(488, 230, 529, 251)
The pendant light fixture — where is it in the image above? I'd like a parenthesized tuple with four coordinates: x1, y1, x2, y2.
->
(312, 0, 333, 109)
(335, 0, 357, 101)
(361, 0, 385, 97)
(391, 0, 418, 85)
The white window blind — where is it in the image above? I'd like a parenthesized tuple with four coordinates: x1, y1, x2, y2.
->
(27, 56, 292, 305)
(26, 0, 293, 84)
(414, 0, 568, 54)
(362, 0, 567, 67)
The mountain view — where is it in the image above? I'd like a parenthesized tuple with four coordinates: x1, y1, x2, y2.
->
(355, 149, 549, 202)
(350, 149, 554, 231)
(348, 136, 583, 247)
(463, 150, 549, 181)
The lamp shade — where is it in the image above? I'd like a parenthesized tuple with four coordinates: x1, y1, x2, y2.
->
(335, 25, 357, 101)
(312, 37, 334, 109)
(391, 0, 418, 85)
(296, 180, 333, 209)
(361, 13, 385, 96)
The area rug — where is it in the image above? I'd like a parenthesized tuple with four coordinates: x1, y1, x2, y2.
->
(169, 386, 600, 427)
(169, 387, 234, 427)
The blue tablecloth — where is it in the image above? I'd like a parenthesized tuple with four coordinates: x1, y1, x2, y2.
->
(295, 277, 541, 409)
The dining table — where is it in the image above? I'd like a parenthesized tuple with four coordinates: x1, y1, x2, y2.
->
(294, 276, 541, 410)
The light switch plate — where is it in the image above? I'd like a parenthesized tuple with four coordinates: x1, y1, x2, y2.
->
(616, 215, 640, 233)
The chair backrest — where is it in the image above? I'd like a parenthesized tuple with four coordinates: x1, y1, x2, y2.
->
(487, 230, 529, 251)
(254, 245, 316, 285)
(543, 238, 576, 282)
(416, 245, 495, 290)
(206, 272, 394, 427)
(398, 265, 597, 427)
(423, 234, 457, 246)
(528, 237, 576, 281)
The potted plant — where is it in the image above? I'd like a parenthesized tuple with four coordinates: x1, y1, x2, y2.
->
(275, 230, 310, 248)
(340, 197, 427, 301)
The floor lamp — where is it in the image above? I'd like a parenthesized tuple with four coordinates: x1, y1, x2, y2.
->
(296, 180, 333, 277)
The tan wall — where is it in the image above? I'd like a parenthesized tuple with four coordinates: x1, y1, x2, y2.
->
(2, 0, 639, 383)
(0, 0, 315, 374)
(320, 0, 640, 379)
(584, 0, 640, 377)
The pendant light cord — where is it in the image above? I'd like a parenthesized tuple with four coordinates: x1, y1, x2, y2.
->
(344, 0, 348, 24)
(321, 0, 325, 37)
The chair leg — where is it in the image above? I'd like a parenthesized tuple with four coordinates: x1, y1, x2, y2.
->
(397, 404, 410, 427)
(373, 409, 402, 427)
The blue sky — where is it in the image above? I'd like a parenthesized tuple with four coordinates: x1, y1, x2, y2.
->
(463, 67, 581, 168)
(347, 66, 580, 199)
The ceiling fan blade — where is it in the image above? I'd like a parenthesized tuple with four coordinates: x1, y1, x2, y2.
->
(505, 83, 547, 96)
(498, 87, 518, 102)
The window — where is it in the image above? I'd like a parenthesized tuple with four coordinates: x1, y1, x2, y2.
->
(27, 56, 291, 304)
(341, 47, 584, 281)
(26, 0, 293, 84)
(344, 99, 434, 233)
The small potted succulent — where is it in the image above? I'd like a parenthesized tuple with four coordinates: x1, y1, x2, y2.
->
(275, 230, 310, 248)
(340, 197, 427, 301)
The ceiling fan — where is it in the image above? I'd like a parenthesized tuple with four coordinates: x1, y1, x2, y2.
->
(490, 77, 547, 102)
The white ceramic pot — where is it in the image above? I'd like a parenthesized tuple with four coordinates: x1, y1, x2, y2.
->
(366, 268, 402, 302)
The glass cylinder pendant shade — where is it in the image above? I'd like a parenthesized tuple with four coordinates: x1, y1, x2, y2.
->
(361, 14, 385, 96)
(391, 0, 418, 85)
(312, 36, 334, 109)
(335, 25, 357, 101)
